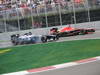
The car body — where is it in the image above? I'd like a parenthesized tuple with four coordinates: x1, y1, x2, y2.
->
(50, 26, 95, 37)
(11, 34, 59, 45)
(11, 34, 47, 45)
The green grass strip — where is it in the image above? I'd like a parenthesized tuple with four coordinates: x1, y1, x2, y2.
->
(0, 40, 10, 42)
(0, 39, 100, 74)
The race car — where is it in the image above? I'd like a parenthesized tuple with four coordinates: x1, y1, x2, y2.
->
(50, 26, 95, 37)
(11, 32, 59, 45)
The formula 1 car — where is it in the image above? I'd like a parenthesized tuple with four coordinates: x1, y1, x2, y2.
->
(50, 26, 95, 37)
(11, 32, 59, 45)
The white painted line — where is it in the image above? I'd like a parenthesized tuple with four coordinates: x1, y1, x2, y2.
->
(2, 71, 28, 75)
(53, 62, 78, 69)
(95, 56, 100, 60)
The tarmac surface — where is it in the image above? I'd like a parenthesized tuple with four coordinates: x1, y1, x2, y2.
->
(27, 60, 100, 75)
(0, 30, 100, 48)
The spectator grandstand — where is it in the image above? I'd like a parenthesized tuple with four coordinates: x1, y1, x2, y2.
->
(0, 0, 100, 33)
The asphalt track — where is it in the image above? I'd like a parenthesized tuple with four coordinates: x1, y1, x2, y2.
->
(27, 60, 100, 75)
(0, 30, 100, 48)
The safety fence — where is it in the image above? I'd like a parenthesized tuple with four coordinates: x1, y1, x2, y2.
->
(0, 0, 100, 33)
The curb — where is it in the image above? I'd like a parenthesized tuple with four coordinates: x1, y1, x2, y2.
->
(2, 56, 100, 75)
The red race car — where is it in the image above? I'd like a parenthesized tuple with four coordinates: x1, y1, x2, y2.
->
(50, 26, 95, 37)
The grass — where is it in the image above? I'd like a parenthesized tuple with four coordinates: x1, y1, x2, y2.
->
(0, 40, 10, 42)
(0, 39, 100, 74)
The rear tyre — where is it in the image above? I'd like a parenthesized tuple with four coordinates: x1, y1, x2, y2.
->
(90, 29, 95, 32)
(80, 30, 86, 35)
(41, 36, 47, 43)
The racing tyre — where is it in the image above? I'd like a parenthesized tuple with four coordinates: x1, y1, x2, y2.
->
(41, 36, 47, 43)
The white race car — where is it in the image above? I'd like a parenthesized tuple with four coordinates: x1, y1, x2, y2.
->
(11, 33, 59, 45)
